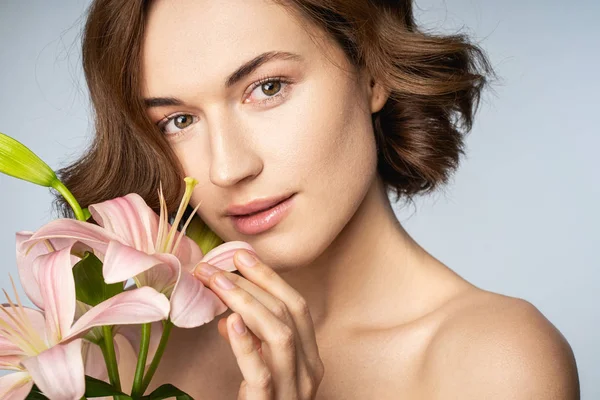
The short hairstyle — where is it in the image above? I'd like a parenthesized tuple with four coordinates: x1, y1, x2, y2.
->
(56, 0, 493, 215)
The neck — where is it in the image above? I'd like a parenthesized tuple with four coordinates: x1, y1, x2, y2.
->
(281, 175, 429, 333)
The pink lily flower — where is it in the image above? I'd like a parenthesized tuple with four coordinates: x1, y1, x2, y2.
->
(0, 246, 170, 400)
(13, 233, 164, 383)
(20, 177, 255, 328)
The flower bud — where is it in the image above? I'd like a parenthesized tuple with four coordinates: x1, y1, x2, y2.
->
(0, 132, 58, 187)
(0, 131, 86, 221)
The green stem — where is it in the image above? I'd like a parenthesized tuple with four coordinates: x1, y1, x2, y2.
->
(53, 180, 86, 221)
(100, 326, 122, 395)
(140, 320, 174, 394)
(131, 323, 152, 397)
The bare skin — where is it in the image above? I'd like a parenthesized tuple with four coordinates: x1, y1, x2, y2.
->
(117, 177, 578, 399)
(131, 0, 580, 398)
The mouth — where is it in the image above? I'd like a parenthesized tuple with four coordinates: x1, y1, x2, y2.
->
(229, 194, 296, 235)
(226, 193, 294, 217)
(238, 196, 291, 217)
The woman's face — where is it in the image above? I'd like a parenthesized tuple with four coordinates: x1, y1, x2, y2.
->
(141, 0, 387, 270)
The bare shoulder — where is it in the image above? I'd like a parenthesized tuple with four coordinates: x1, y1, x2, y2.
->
(420, 289, 580, 399)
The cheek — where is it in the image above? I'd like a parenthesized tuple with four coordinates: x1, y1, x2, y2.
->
(256, 80, 378, 268)
(290, 77, 378, 203)
(169, 75, 378, 270)
(173, 134, 211, 178)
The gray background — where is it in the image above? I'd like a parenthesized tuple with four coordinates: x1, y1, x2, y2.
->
(0, 0, 598, 397)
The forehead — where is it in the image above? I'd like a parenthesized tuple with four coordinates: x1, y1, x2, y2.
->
(141, 0, 330, 96)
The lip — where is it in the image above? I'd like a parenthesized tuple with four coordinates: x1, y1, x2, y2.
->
(225, 193, 294, 217)
(229, 194, 295, 235)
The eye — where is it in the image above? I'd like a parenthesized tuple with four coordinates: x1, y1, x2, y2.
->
(159, 113, 198, 136)
(258, 80, 281, 97)
(156, 76, 293, 137)
(245, 76, 291, 105)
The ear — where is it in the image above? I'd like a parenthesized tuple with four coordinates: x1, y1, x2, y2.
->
(365, 74, 390, 114)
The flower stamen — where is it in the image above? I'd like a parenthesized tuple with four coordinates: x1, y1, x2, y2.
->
(172, 201, 201, 256)
(0, 276, 47, 355)
(163, 177, 198, 254)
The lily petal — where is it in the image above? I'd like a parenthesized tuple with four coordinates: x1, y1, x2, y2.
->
(82, 340, 108, 381)
(0, 341, 22, 357)
(103, 241, 177, 284)
(0, 355, 23, 370)
(15, 232, 44, 309)
(34, 248, 76, 345)
(0, 306, 46, 356)
(65, 287, 169, 341)
(198, 241, 256, 272)
(135, 254, 179, 295)
(171, 230, 204, 269)
(23, 219, 123, 261)
(16, 233, 88, 311)
(89, 194, 159, 254)
(169, 268, 228, 328)
(0, 371, 33, 400)
(22, 339, 85, 400)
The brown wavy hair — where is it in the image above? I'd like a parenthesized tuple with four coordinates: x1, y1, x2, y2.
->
(56, 0, 494, 215)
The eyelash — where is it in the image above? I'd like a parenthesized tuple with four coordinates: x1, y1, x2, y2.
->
(157, 75, 293, 138)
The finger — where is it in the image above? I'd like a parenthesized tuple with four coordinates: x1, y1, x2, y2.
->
(196, 266, 297, 329)
(219, 316, 263, 355)
(203, 268, 312, 392)
(196, 263, 300, 358)
(221, 270, 315, 392)
(227, 313, 272, 400)
(201, 269, 299, 396)
(232, 250, 322, 367)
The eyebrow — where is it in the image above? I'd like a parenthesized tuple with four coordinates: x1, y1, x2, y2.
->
(144, 51, 304, 108)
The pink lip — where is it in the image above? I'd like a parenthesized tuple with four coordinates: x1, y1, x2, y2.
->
(229, 194, 295, 235)
(225, 193, 294, 217)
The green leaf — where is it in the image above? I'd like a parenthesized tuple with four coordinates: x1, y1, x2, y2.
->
(73, 252, 123, 306)
(25, 385, 49, 400)
(140, 384, 194, 400)
(84, 376, 132, 398)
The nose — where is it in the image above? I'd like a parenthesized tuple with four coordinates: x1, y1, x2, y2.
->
(207, 114, 263, 188)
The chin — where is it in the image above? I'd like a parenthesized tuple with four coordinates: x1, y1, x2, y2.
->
(207, 183, 368, 271)
(244, 218, 348, 273)
(208, 214, 321, 272)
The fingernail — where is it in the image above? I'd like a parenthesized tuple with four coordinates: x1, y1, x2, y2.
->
(195, 263, 218, 279)
(236, 251, 257, 268)
(215, 273, 235, 290)
(233, 317, 246, 335)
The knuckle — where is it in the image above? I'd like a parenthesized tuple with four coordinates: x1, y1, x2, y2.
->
(271, 299, 290, 320)
(298, 368, 316, 399)
(299, 379, 315, 400)
(270, 325, 295, 349)
(253, 370, 273, 389)
(238, 337, 255, 356)
(315, 359, 326, 382)
(289, 295, 309, 316)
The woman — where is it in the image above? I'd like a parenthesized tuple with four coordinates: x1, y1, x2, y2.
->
(58, 0, 580, 398)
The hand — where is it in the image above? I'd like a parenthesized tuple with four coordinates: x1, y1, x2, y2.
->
(193, 250, 325, 399)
